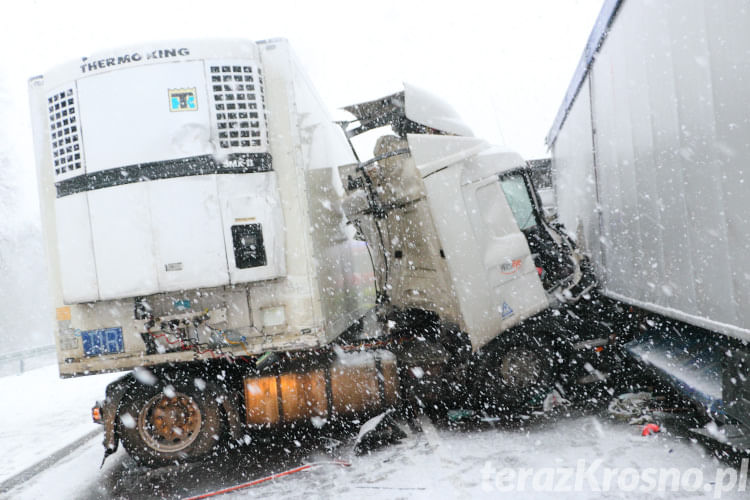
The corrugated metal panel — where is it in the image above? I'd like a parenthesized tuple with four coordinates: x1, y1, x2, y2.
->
(546, 0, 624, 147)
(574, 0, 750, 340)
(550, 80, 602, 272)
(703, 0, 750, 331)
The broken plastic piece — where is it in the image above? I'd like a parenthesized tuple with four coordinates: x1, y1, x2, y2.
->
(447, 409, 475, 422)
(542, 389, 570, 412)
(354, 411, 406, 455)
(641, 423, 660, 436)
(255, 351, 279, 371)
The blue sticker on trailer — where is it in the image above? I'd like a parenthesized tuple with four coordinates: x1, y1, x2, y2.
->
(81, 327, 124, 356)
(173, 299, 191, 311)
(168, 88, 197, 112)
(501, 302, 514, 319)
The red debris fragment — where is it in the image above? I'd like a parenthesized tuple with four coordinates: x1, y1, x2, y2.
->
(642, 423, 660, 436)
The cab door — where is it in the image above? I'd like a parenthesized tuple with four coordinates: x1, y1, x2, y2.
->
(467, 175, 548, 334)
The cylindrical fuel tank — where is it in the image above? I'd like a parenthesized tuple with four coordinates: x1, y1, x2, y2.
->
(243, 350, 398, 426)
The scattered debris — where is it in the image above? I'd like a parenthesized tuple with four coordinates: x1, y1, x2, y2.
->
(608, 392, 655, 423)
(447, 409, 475, 422)
(543, 389, 571, 412)
(354, 412, 406, 455)
(641, 423, 661, 436)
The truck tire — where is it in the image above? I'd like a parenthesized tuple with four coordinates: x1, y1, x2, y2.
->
(474, 341, 555, 410)
(119, 376, 224, 467)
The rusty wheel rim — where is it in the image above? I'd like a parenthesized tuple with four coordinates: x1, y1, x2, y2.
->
(138, 391, 202, 452)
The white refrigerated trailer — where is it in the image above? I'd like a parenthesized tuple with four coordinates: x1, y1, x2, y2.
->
(29, 39, 377, 378)
(547, 0, 750, 440)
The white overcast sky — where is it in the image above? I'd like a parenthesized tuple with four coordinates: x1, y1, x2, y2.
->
(0, 0, 602, 223)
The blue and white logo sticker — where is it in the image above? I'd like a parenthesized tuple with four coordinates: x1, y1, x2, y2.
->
(168, 88, 197, 112)
(501, 302, 514, 319)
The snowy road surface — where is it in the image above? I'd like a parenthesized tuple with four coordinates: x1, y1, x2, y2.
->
(3, 406, 747, 499)
(0, 365, 120, 485)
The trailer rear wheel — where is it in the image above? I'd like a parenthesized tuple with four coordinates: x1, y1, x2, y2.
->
(120, 379, 224, 466)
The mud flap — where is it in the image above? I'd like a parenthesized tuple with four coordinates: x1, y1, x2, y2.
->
(99, 373, 135, 467)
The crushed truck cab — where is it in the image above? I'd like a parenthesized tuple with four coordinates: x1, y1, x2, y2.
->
(339, 85, 593, 351)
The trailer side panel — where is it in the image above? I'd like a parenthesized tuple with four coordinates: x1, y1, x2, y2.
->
(550, 0, 750, 341)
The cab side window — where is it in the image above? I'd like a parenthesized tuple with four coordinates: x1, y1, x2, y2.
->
(475, 181, 518, 238)
(500, 175, 537, 231)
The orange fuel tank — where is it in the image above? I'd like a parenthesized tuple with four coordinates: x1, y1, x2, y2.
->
(244, 350, 398, 426)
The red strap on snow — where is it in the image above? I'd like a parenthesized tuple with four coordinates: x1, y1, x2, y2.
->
(182, 460, 351, 500)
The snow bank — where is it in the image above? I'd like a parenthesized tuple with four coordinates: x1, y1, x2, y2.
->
(0, 364, 120, 483)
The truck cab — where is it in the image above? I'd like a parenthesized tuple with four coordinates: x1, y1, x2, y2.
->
(339, 84, 594, 353)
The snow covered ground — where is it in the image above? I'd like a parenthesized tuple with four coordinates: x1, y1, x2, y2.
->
(0, 364, 121, 484)
(241, 417, 748, 500)
(1, 364, 747, 499)
(3, 402, 748, 499)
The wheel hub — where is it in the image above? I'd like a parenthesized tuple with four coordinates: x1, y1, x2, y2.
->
(138, 392, 202, 452)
